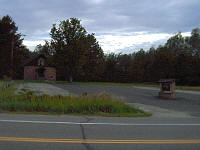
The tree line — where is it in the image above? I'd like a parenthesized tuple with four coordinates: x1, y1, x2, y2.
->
(0, 15, 200, 85)
(103, 30, 200, 85)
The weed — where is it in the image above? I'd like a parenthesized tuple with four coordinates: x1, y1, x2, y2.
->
(0, 82, 150, 117)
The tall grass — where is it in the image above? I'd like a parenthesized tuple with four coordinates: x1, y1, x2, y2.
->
(0, 93, 149, 116)
(0, 83, 150, 117)
(0, 82, 3, 89)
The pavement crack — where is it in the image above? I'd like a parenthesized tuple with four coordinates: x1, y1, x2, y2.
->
(83, 116, 94, 123)
(80, 116, 94, 150)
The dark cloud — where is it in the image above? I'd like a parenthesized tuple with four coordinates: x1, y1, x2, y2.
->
(0, 0, 199, 52)
(86, 0, 200, 33)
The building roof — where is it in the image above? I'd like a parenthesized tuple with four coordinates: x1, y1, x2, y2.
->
(24, 54, 45, 66)
(158, 79, 175, 83)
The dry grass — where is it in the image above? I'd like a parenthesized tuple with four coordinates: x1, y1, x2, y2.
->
(0, 82, 150, 117)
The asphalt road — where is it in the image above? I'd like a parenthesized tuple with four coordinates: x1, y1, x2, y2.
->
(54, 83, 200, 117)
(0, 83, 200, 150)
(0, 114, 200, 150)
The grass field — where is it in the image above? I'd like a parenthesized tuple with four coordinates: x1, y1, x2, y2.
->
(0, 81, 150, 117)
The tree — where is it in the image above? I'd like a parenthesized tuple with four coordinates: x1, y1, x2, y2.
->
(49, 18, 104, 82)
(114, 53, 132, 82)
(131, 49, 147, 82)
(34, 41, 54, 67)
(0, 15, 30, 79)
(190, 28, 200, 56)
(153, 46, 176, 80)
(103, 53, 118, 82)
(165, 32, 191, 54)
(50, 18, 88, 82)
(81, 34, 104, 81)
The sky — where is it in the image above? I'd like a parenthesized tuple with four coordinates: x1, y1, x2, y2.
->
(0, 0, 200, 53)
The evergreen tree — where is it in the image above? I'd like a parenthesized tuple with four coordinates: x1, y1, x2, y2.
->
(0, 15, 30, 79)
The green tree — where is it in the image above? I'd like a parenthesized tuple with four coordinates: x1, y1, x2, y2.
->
(165, 32, 191, 54)
(0, 15, 30, 79)
(131, 49, 146, 82)
(49, 18, 104, 82)
(81, 34, 104, 81)
(190, 28, 200, 56)
(153, 46, 176, 80)
(50, 18, 88, 82)
(114, 53, 132, 82)
(103, 53, 118, 82)
(34, 41, 54, 67)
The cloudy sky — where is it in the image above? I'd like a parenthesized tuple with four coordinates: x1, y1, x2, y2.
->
(0, 0, 200, 53)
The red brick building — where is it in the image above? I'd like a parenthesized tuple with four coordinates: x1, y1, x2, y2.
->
(24, 54, 56, 80)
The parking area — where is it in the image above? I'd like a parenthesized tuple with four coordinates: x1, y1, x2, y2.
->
(53, 83, 200, 117)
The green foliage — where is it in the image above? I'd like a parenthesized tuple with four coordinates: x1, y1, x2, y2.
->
(0, 83, 149, 117)
(0, 81, 5, 88)
(3, 75, 12, 81)
(190, 28, 200, 56)
(49, 18, 104, 82)
(103, 53, 118, 82)
(102, 31, 200, 85)
(0, 15, 30, 79)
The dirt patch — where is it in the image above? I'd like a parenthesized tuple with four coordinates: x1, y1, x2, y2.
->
(15, 83, 69, 96)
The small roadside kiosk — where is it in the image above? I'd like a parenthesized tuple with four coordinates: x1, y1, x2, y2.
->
(158, 79, 176, 99)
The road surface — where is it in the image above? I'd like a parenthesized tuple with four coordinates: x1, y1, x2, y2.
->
(0, 113, 200, 150)
(1, 83, 200, 150)
(54, 83, 200, 117)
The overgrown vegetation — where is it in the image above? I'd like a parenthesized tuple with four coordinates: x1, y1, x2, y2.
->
(0, 83, 150, 117)
(0, 81, 5, 87)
